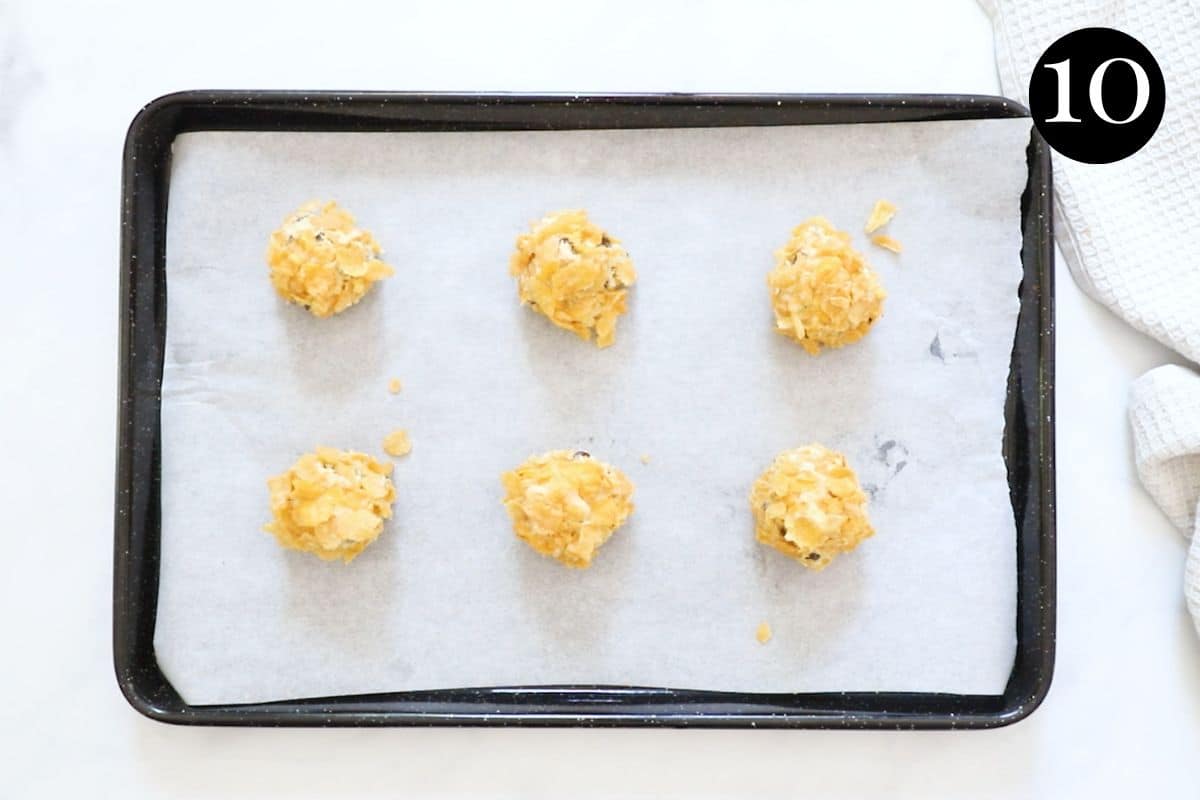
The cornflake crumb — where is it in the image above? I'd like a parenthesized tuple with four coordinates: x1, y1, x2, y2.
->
(749, 444, 874, 571)
(264, 447, 395, 562)
(266, 200, 394, 318)
(501, 450, 635, 568)
(767, 217, 886, 355)
(640, 454, 652, 465)
(383, 429, 412, 457)
(510, 210, 636, 348)
(864, 199, 897, 234)
(871, 234, 903, 254)
(756, 622, 773, 644)
(387, 378, 403, 394)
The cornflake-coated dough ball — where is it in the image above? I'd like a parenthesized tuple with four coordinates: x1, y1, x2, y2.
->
(264, 447, 396, 562)
(266, 200, 394, 318)
(749, 444, 874, 571)
(767, 217, 886, 355)
(501, 450, 635, 568)
(509, 210, 637, 348)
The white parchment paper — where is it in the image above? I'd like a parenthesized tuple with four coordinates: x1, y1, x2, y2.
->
(156, 118, 1030, 705)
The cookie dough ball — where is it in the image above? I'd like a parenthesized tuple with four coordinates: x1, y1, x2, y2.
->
(501, 450, 635, 568)
(509, 210, 636, 348)
(266, 200, 394, 318)
(264, 447, 396, 562)
(767, 217, 886, 355)
(749, 444, 874, 570)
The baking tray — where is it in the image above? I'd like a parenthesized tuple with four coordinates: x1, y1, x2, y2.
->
(114, 91, 1055, 728)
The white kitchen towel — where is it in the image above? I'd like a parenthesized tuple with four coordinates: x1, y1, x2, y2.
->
(981, 0, 1200, 363)
(1188, 505, 1200, 635)
(1130, 366, 1200, 534)
(982, 0, 1200, 635)
(1131, 367, 1200, 637)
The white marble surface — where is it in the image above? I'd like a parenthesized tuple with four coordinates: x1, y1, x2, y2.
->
(1, 0, 1196, 796)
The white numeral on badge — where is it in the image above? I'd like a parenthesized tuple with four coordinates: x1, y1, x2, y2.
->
(1042, 59, 1081, 122)
(1090, 58, 1150, 124)
(1042, 57, 1151, 125)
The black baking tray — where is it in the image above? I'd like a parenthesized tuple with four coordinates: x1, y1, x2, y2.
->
(115, 91, 1055, 728)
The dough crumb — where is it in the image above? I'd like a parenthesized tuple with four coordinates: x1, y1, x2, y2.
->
(871, 234, 903, 254)
(864, 199, 897, 233)
(501, 450, 635, 568)
(749, 444, 874, 571)
(387, 377, 403, 394)
(383, 429, 412, 457)
(640, 454, 652, 465)
(510, 210, 636, 348)
(264, 447, 395, 562)
(768, 217, 886, 355)
(756, 622, 773, 644)
(266, 200, 394, 318)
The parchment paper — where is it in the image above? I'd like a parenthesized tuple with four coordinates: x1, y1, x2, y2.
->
(156, 118, 1030, 705)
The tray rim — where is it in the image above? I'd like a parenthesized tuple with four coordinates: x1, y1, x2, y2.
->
(114, 90, 1056, 729)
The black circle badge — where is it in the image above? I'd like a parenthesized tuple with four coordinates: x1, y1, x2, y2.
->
(1028, 27, 1165, 164)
